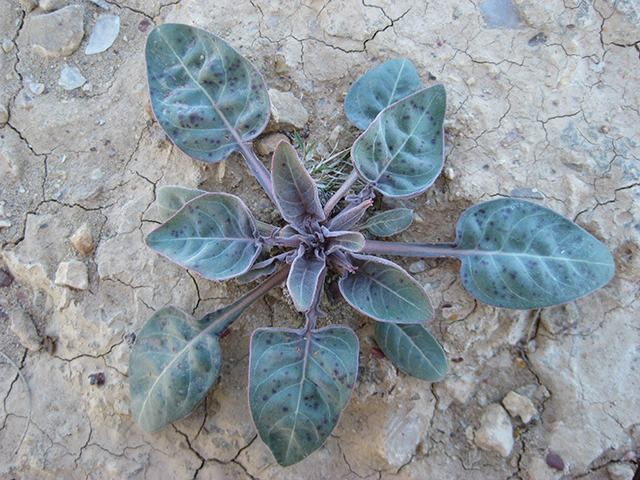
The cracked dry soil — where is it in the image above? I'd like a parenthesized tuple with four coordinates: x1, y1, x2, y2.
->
(1, 1, 639, 479)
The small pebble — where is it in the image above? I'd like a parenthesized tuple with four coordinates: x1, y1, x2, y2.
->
(409, 260, 426, 273)
(9, 307, 42, 352)
(0, 104, 8, 126)
(528, 32, 548, 47)
(546, 452, 565, 471)
(70, 223, 94, 255)
(58, 66, 86, 91)
(54, 260, 89, 290)
(88, 372, 105, 386)
(29, 82, 45, 95)
(2, 38, 14, 53)
(85, 15, 120, 55)
(0, 268, 14, 287)
(371, 347, 386, 359)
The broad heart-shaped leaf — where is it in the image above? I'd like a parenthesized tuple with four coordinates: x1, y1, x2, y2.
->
(339, 254, 434, 323)
(130, 306, 229, 433)
(146, 193, 260, 281)
(374, 322, 447, 382)
(287, 253, 327, 312)
(272, 141, 325, 228)
(157, 185, 206, 221)
(351, 84, 446, 198)
(452, 198, 615, 308)
(146, 24, 270, 163)
(359, 208, 413, 237)
(249, 326, 359, 466)
(345, 59, 422, 130)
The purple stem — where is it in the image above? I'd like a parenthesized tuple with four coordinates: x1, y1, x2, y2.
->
(361, 239, 466, 258)
(323, 170, 359, 217)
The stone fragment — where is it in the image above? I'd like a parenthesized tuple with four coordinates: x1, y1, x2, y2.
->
(254, 133, 289, 157)
(607, 462, 635, 480)
(0, 104, 8, 126)
(474, 403, 514, 457)
(434, 372, 476, 410)
(545, 453, 564, 471)
(2, 38, 14, 53)
(58, 66, 86, 90)
(54, 260, 89, 290)
(70, 223, 94, 255)
(268, 89, 309, 130)
(26, 5, 85, 59)
(29, 82, 45, 95)
(383, 410, 430, 466)
(540, 302, 581, 334)
(0, 268, 14, 287)
(409, 260, 426, 273)
(20, 0, 37, 11)
(40, 0, 69, 12)
(502, 390, 537, 423)
(9, 306, 42, 351)
(85, 15, 120, 54)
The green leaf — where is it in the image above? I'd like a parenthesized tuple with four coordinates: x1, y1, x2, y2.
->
(249, 326, 359, 466)
(351, 84, 446, 198)
(146, 24, 269, 163)
(146, 193, 260, 281)
(272, 141, 325, 228)
(453, 198, 615, 308)
(359, 208, 413, 237)
(374, 322, 447, 382)
(325, 230, 365, 254)
(157, 185, 206, 221)
(130, 306, 230, 433)
(345, 59, 423, 130)
(339, 254, 434, 323)
(287, 253, 327, 312)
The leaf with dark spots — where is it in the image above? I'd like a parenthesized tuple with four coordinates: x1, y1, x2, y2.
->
(156, 185, 206, 221)
(249, 326, 358, 466)
(146, 24, 269, 163)
(271, 141, 325, 228)
(452, 198, 615, 308)
(339, 254, 434, 323)
(345, 59, 423, 130)
(374, 322, 447, 382)
(146, 193, 260, 281)
(352, 85, 446, 198)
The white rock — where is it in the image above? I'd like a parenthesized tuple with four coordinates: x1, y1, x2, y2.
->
(58, 66, 86, 90)
(2, 38, 14, 53)
(85, 15, 120, 55)
(502, 390, 537, 423)
(29, 82, 45, 95)
(434, 373, 476, 410)
(55, 260, 89, 290)
(474, 403, 514, 457)
(268, 89, 309, 130)
(0, 104, 8, 126)
(383, 410, 429, 466)
(409, 260, 426, 273)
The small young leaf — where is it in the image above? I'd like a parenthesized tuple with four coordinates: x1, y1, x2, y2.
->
(249, 326, 359, 466)
(272, 141, 325, 228)
(345, 59, 423, 130)
(374, 322, 447, 382)
(146, 193, 260, 281)
(359, 208, 414, 237)
(339, 254, 434, 323)
(287, 253, 327, 312)
(454, 198, 615, 308)
(130, 307, 228, 433)
(352, 84, 446, 198)
(325, 230, 365, 254)
(157, 185, 206, 221)
(146, 24, 270, 163)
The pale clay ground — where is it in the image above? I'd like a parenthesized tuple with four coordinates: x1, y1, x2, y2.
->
(0, 1, 639, 479)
